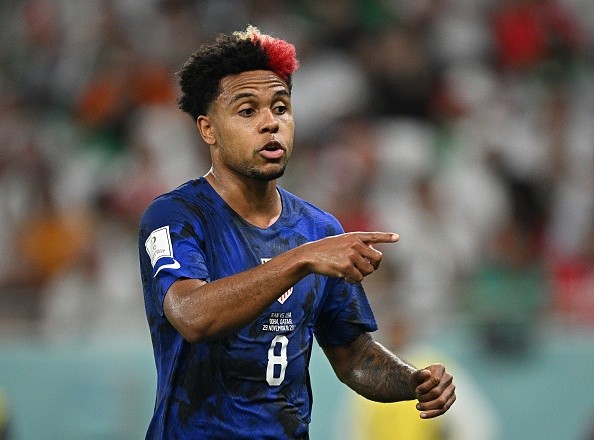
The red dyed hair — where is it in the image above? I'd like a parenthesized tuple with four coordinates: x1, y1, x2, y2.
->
(235, 25, 299, 80)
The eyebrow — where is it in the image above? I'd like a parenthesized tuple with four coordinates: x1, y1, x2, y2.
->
(229, 89, 290, 105)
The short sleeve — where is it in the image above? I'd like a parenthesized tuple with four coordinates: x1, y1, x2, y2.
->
(139, 196, 210, 316)
(314, 278, 378, 347)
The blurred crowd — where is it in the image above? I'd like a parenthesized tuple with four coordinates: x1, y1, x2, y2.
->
(0, 0, 592, 353)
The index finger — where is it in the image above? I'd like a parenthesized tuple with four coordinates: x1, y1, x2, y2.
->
(415, 370, 441, 396)
(352, 232, 400, 244)
(411, 368, 432, 388)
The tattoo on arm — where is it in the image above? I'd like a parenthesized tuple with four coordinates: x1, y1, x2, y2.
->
(344, 334, 418, 403)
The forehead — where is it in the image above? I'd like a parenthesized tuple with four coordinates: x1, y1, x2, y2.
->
(217, 70, 289, 103)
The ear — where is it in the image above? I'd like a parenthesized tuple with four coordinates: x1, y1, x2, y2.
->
(197, 115, 216, 146)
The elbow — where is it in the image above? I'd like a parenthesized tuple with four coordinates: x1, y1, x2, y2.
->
(178, 327, 203, 344)
(333, 364, 353, 385)
(163, 285, 221, 343)
(174, 315, 219, 343)
(165, 305, 218, 343)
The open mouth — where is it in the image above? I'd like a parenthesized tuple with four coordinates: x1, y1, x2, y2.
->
(259, 141, 284, 160)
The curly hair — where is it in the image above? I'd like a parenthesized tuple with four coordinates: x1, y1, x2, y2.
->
(177, 26, 299, 121)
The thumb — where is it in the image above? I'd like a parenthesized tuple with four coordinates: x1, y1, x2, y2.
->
(411, 368, 432, 386)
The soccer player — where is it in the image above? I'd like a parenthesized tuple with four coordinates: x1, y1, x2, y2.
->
(138, 26, 455, 439)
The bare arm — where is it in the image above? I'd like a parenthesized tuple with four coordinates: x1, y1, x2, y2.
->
(164, 232, 399, 342)
(323, 332, 418, 402)
(323, 332, 456, 419)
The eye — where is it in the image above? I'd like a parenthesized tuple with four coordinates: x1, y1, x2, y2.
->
(274, 104, 287, 115)
(238, 107, 255, 117)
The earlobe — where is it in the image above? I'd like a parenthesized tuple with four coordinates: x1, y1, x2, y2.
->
(197, 116, 216, 145)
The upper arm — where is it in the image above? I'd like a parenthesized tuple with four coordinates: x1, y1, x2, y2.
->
(163, 277, 207, 341)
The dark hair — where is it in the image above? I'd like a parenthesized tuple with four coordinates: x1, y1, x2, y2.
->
(177, 26, 299, 120)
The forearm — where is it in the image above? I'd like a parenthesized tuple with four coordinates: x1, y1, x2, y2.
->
(165, 245, 310, 342)
(325, 333, 418, 403)
(165, 232, 398, 342)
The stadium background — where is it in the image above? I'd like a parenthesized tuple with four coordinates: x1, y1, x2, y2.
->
(0, 1, 593, 439)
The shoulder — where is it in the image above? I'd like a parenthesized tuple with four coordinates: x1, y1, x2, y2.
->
(139, 179, 208, 231)
(278, 187, 344, 236)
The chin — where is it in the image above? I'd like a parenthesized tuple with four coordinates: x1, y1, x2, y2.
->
(250, 166, 286, 182)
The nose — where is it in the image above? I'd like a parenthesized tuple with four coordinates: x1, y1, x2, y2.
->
(259, 109, 279, 133)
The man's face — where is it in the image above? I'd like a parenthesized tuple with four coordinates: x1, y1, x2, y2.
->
(200, 70, 294, 182)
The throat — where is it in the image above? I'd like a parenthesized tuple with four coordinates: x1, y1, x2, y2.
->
(205, 172, 282, 228)
(241, 193, 283, 228)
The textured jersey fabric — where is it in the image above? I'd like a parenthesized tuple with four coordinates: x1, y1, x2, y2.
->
(138, 177, 377, 439)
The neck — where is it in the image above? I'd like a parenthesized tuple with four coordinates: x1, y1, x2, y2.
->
(204, 169, 282, 228)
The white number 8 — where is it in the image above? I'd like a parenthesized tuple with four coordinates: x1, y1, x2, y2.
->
(266, 335, 289, 386)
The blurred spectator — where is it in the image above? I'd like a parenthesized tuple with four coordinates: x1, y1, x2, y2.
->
(354, 24, 435, 118)
(465, 202, 551, 355)
(541, 84, 594, 326)
(296, 115, 379, 232)
(491, 0, 585, 74)
(549, 221, 594, 326)
(290, 33, 371, 141)
(98, 144, 171, 228)
(369, 114, 497, 338)
(18, 0, 65, 106)
(0, 142, 96, 334)
(0, 145, 91, 285)
(375, 171, 463, 338)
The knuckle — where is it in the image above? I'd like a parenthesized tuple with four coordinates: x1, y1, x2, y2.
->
(339, 261, 353, 273)
(345, 248, 357, 259)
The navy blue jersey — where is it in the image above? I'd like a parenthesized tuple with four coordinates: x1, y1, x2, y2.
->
(138, 177, 377, 439)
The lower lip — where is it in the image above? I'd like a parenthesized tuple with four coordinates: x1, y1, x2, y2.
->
(259, 149, 284, 160)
